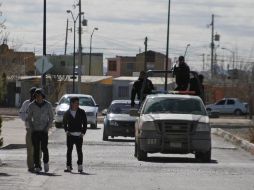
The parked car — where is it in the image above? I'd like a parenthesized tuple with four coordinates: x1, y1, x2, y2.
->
(55, 94, 99, 128)
(103, 100, 139, 141)
(131, 94, 211, 162)
(206, 98, 249, 115)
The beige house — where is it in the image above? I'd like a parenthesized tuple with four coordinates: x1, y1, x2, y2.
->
(107, 56, 136, 78)
(47, 53, 103, 76)
(106, 50, 172, 77)
(0, 43, 36, 76)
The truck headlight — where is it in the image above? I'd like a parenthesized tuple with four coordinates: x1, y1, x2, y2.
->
(141, 121, 156, 131)
(109, 120, 118, 127)
(196, 123, 210, 132)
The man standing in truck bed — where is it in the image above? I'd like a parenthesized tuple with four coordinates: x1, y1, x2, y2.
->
(173, 56, 190, 91)
(131, 71, 155, 107)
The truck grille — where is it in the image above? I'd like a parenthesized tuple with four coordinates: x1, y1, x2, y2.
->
(156, 120, 195, 152)
(117, 121, 135, 128)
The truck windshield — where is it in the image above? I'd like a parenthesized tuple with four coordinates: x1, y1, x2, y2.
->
(143, 97, 207, 115)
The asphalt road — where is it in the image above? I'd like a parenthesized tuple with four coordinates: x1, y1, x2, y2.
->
(0, 122, 254, 190)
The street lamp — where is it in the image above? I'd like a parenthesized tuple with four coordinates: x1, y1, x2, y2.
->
(184, 44, 190, 57)
(67, 10, 84, 93)
(89, 27, 99, 75)
(222, 47, 235, 70)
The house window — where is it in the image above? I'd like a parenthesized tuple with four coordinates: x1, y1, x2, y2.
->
(127, 63, 134, 71)
(108, 61, 117, 71)
(118, 86, 129, 98)
(60, 60, 66, 66)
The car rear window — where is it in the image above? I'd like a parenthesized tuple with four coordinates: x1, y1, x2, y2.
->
(109, 103, 138, 114)
(143, 97, 207, 115)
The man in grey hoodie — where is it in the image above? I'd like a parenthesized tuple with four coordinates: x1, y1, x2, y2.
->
(27, 89, 53, 173)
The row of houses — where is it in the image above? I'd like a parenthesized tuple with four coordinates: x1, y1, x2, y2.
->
(0, 43, 172, 77)
(1, 43, 253, 110)
(0, 43, 175, 109)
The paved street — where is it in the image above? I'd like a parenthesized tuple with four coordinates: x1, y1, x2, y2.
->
(1, 118, 254, 190)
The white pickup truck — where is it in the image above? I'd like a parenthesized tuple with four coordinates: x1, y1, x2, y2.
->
(132, 93, 211, 162)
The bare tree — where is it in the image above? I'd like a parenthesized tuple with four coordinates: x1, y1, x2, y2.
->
(47, 74, 68, 103)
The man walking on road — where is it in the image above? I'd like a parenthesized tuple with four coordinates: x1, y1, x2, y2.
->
(19, 87, 37, 172)
(63, 97, 87, 173)
(27, 89, 53, 173)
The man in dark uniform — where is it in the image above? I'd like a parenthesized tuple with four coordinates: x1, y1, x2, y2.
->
(173, 56, 190, 91)
(131, 71, 155, 107)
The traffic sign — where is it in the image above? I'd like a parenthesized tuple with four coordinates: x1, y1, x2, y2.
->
(35, 56, 53, 74)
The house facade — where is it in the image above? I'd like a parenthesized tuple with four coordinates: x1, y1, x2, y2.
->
(0, 43, 36, 76)
(106, 50, 172, 77)
(47, 53, 103, 76)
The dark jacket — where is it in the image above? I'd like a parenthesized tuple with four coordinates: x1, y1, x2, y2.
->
(63, 108, 87, 134)
(173, 63, 190, 90)
(131, 78, 154, 104)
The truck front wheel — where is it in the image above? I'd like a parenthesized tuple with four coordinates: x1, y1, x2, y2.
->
(137, 141, 147, 161)
(195, 149, 211, 163)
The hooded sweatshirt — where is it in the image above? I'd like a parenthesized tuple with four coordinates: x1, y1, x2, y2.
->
(27, 100, 54, 132)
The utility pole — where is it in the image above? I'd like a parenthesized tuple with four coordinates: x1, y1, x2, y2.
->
(42, 0, 46, 90)
(144, 37, 148, 71)
(202, 53, 205, 71)
(210, 14, 215, 79)
(77, 0, 82, 93)
(64, 19, 70, 55)
(165, 0, 171, 91)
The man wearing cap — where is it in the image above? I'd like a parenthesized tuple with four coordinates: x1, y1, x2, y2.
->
(19, 87, 37, 172)
(27, 89, 53, 173)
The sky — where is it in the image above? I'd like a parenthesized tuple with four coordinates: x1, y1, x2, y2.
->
(1, 0, 254, 71)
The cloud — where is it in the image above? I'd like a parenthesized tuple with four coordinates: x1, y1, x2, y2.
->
(1, 0, 254, 71)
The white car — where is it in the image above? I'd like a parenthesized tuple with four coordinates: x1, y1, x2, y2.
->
(206, 98, 249, 115)
(55, 94, 99, 128)
(132, 94, 211, 162)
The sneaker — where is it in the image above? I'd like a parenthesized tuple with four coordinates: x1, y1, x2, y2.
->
(64, 166, 72, 172)
(34, 167, 41, 173)
(78, 165, 83, 173)
(28, 168, 34, 173)
(44, 163, 49, 173)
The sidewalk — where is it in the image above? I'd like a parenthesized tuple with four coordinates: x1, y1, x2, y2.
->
(1, 117, 26, 148)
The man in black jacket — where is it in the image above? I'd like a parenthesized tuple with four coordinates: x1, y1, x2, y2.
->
(131, 71, 154, 107)
(63, 97, 87, 173)
(173, 56, 190, 91)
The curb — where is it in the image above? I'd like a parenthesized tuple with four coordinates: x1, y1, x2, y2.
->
(213, 128, 254, 155)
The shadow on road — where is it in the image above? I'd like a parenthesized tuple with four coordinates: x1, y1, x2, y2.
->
(70, 171, 95, 175)
(107, 139, 135, 143)
(0, 144, 26, 150)
(144, 156, 218, 164)
(88, 127, 101, 130)
(0, 172, 12, 177)
(35, 172, 61, 177)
